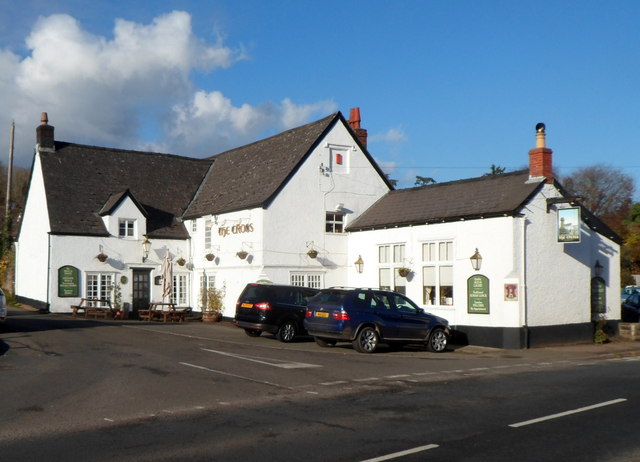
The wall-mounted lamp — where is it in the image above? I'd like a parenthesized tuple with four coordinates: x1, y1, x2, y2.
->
(142, 235, 152, 262)
(354, 255, 364, 274)
(594, 260, 603, 277)
(470, 248, 482, 271)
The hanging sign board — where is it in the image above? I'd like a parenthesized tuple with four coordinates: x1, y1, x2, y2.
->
(467, 274, 490, 314)
(557, 207, 581, 243)
(58, 265, 79, 297)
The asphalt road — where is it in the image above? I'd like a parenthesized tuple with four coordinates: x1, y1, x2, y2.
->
(1, 307, 639, 461)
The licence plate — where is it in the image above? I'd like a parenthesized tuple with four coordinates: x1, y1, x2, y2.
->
(241, 303, 253, 308)
(315, 312, 329, 318)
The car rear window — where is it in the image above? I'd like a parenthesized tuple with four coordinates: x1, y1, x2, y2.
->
(312, 291, 348, 305)
(240, 285, 270, 301)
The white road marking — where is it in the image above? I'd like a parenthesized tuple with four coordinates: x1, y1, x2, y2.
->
(509, 398, 627, 428)
(180, 362, 292, 389)
(360, 444, 439, 462)
(201, 347, 321, 369)
(320, 381, 348, 386)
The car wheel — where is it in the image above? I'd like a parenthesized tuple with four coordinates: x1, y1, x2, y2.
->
(353, 326, 379, 353)
(314, 337, 337, 347)
(276, 321, 297, 342)
(427, 328, 448, 353)
(244, 328, 262, 337)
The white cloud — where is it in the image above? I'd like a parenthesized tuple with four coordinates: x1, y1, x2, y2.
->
(370, 127, 408, 143)
(0, 11, 335, 165)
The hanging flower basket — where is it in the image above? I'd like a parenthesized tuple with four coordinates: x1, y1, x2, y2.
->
(398, 267, 411, 278)
(205, 253, 215, 261)
(307, 249, 318, 259)
(237, 250, 248, 260)
(177, 257, 186, 266)
(97, 252, 108, 262)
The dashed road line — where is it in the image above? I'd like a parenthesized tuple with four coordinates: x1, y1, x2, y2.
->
(509, 398, 627, 428)
(360, 443, 439, 462)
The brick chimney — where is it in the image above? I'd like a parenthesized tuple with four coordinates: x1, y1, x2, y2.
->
(529, 122, 552, 183)
(36, 112, 55, 152)
(348, 107, 368, 148)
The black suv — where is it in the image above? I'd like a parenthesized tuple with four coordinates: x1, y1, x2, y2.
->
(304, 287, 450, 353)
(234, 283, 320, 342)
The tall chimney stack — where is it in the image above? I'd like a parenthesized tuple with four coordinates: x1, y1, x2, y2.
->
(348, 107, 368, 148)
(36, 112, 55, 152)
(529, 122, 553, 183)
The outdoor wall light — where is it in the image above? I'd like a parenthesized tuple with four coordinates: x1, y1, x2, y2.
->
(354, 255, 364, 274)
(470, 248, 482, 271)
(594, 260, 603, 277)
(142, 235, 152, 262)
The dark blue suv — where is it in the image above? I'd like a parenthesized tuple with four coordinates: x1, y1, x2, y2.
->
(304, 287, 450, 353)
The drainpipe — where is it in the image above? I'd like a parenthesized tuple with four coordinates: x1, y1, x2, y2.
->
(46, 232, 52, 312)
(520, 217, 529, 348)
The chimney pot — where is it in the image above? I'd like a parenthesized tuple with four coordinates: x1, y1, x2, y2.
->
(36, 112, 55, 152)
(348, 107, 367, 148)
(529, 122, 552, 184)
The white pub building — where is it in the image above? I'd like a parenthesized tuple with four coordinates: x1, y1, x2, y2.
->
(15, 109, 621, 348)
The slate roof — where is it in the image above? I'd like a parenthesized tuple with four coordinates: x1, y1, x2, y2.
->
(183, 112, 389, 218)
(347, 170, 544, 230)
(40, 143, 212, 238)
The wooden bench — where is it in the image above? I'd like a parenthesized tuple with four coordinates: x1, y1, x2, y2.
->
(138, 303, 191, 322)
(71, 298, 114, 319)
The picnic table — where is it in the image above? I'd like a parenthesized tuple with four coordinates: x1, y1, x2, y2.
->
(70, 298, 115, 319)
(139, 302, 191, 322)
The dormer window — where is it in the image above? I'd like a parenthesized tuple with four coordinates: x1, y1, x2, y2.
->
(119, 219, 135, 238)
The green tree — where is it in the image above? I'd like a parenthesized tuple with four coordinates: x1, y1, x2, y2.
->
(484, 164, 506, 176)
(414, 175, 436, 186)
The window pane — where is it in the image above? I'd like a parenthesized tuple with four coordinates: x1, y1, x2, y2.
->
(205, 220, 212, 249)
(393, 244, 405, 263)
(394, 270, 406, 295)
(440, 266, 453, 285)
(379, 268, 391, 290)
(423, 243, 435, 261)
(422, 266, 436, 305)
(379, 245, 389, 263)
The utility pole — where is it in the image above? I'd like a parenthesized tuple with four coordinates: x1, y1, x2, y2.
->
(2, 121, 14, 256)
(5, 120, 14, 222)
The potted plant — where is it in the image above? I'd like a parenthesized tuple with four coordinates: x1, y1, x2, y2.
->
(97, 252, 108, 262)
(237, 250, 248, 260)
(205, 253, 215, 261)
(201, 284, 225, 322)
(307, 249, 318, 259)
(176, 257, 186, 266)
(398, 267, 411, 278)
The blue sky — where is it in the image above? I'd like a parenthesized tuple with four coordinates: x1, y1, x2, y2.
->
(1, 0, 639, 195)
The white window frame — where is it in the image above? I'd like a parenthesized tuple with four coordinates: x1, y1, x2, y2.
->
(118, 219, 135, 238)
(172, 274, 189, 306)
(378, 243, 406, 295)
(204, 219, 212, 250)
(199, 273, 215, 310)
(290, 273, 323, 289)
(325, 212, 345, 233)
(86, 272, 114, 304)
(422, 241, 454, 306)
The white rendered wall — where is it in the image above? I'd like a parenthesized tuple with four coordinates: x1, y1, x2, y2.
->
(15, 154, 51, 305)
(187, 119, 390, 317)
(524, 185, 621, 326)
(48, 234, 190, 313)
(347, 216, 520, 328)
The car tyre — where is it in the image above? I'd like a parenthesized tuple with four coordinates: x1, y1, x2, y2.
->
(427, 328, 448, 353)
(314, 337, 337, 347)
(244, 328, 262, 337)
(276, 321, 297, 342)
(353, 326, 379, 353)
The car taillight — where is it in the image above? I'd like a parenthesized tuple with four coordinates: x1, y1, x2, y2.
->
(255, 302, 271, 311)
(305, 309, 313, 317)
(332, 311, 350, 321)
